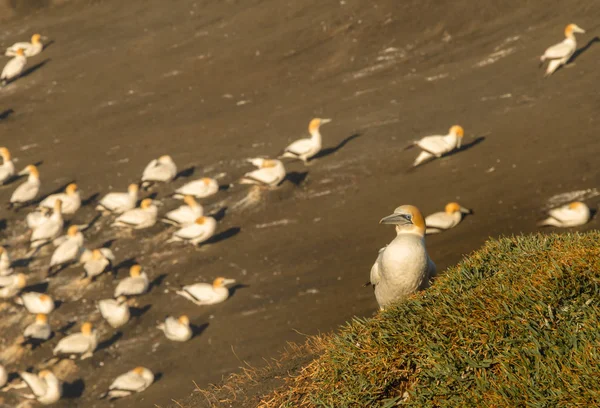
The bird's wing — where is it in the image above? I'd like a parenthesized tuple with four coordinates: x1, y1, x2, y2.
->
(51, 240, 79, 266)
(284, 138, 313, 155)
(424, 212, 455, 230)
(174, 225, 203, 240)
(543, 40, 574, 60)
(164, 317, 181, 332)
(184, 284, 215, 302)
(242, 169, 276, 185)
(415, 135, 449, 155)
(547, 206, 575, 222)
(114, 209, 146, 225)
(115, 277, 147, 295)
(6, 42, 32, 55)
(110, 372, 147, 392)
(369, 251, 384, 287)
(176, 180, 203, 195)
(0, 275, 16, 287)
(54, 333, 89, 353)
(100, 248, 115, 261)
(165, 206, 194, 224)
(31, 220, 61, 242)
(39, 194, 64, 209)
(11, 182, 37, 202)
(20, 372, 48, 397)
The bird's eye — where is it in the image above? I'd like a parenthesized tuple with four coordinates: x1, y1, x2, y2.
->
(402, 214, 412, 221)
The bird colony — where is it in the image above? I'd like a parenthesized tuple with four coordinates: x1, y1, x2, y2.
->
(0, 22, 595, 405)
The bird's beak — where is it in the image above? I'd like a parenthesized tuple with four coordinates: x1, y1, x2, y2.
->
(379, 213, 412, 226)
(18, 167, 29, 176)
(320, 118, 332, 125)
(574, 26, 586, 34)
(223, 279, 236, 286)
(460, 207, 472, 214)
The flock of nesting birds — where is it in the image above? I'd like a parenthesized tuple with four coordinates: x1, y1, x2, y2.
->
(0, 22, 595, 405)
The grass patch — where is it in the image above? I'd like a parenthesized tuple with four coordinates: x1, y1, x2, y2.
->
(244, 232, 600, 406)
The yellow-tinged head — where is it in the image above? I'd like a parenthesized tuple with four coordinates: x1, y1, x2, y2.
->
(568, 201, 586, 210)
(81, 322, 93, 335)
(133, 367, 146, 375)
(92, 249, 102, 260)
(201, 177, 212, 185)
(31, 34, 42, 44)
(128, 183, 139, 193)
(178, 315, 190, 326)
(195, 216, 206, 225)
(36, 313, 48, 323)
(67, 225, 79, 236)
(39, 370, 53, 378)
(22, 164, 39, 178)
(565, 24, 585, 37)
(39, 294, 51, 302)
(309, 118, 332, 133)
(450, 125, 464, 138)
(0, 147, 11, 161)
(445, 202, 461, 214)
(16, 48, 24, 57)
(262, 159, 277, 169)
(130, 264, 142, 277)
(54, 198, 63, 211)
(212, 277, 236, 288)
(159, 155, 172, 162)
(140, 198, 153, 209)
(66, 183, 78, 195)
(16, 273, 27, 288)
(183, 195, 197, 206)
(380, 205, 426, 236)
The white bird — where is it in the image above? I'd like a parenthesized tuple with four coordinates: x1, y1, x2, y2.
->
(48, 225, 83, 274)
(19, 370, 62, 405)
(82, 248, 114, 279)
(96, 183, 139, 214)
(0, 273, 26, 298)
(26, 209, 51, 229)
(167, 216, 217, 246)
(53, 322, 97, 360)
(5, 34, 44, 57)
(10, 164, 40, 206)
(369, 205, 436, 310)
(157, 315, 192, 342)
(1, 48, 26, 86)
(23, 313, 52, 342)
(161, 195, 203, 226)
(114, 265, 149, 297)
(540, 24, 585, 76)
(141, 155, 177, 188)
(177, 277, 236, 305)
(17, 292, 54, 314)
(538, 201, 591, 227)
(30, 199, 63, 249)
(407, 125, 465, 167)
(173, 177, 219, 199)
(279, 118, 331, 165)
(112, 198, 158, 229)
(240, 158, 286, 187)
(39, 183, 81, 214)
(0, 246, 13, 276)
(425, 202, 472, 234)
(100, 367, 154, 400)
(0, 364, 6, 388)
(98, 296, 130, 328)
(0, 147, 15, 184)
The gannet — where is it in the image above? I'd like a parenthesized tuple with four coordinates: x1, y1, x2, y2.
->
(9, 164, 40, 206)
(53, 322, 97, 360)
(30, 199, 63, 249)
(96, 183, 139, 214)
(39, 183, 81, 214)
(48, 225, 83, 274)
(114, 265, 149, 297)
(407, 125, 464, 167)
(240, 158, 286, 187)
(26, 209, 52, 229)
(0, 273, 26, 298)
(141, 155, 177, 188)
(83, 248, 114, 279)
(0, 246, 13, 276)
(166, 216, 217, 246)
(157, 315, 192, 342)
(173, 177, 219, 199)
(23, 313, 52, 342)
(5, 34, 44, 57)
(279, 118, 331, 165)
(425, 202, 472, 234)
(99, 367, 154, 400)
(98, 296, 130, 328)
(161, 195, 203, 226)
(0, 364, 6, 388)
(112, 198, 158, 229)
(17, 292, 55, 314)
(538, 201, 591, 227)
(540, 24, 585, 77)
(0, 147, 15, 184)
(1, 48, 26, 86)
(369, 205, 436, 310)
(19, 370, 62, 405)
(177, 277, 236, 305)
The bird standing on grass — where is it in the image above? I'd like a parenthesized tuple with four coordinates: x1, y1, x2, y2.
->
(280, 118, 331, 165)
(540, 24, 585, 76)
(368, 205, 436, 310)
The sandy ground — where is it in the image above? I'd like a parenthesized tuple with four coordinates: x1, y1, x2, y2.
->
(0, 0, 598, 407)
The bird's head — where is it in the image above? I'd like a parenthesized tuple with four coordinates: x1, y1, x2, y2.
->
(309, 118, 332, 133)
(380, 205, 426, 236)
(129, 264, 142, 277)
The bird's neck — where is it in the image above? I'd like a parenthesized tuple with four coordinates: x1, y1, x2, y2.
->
(310, 129, 322, 142)
(395, 226, 425, 238)
(28, 174, 39, 183)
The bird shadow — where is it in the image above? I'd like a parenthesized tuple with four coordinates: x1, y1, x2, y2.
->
(571, 36, 600, 63)
(23, 281, 49, 293)
(218, 184, 230, 192)
(284, 171, 308, 186)
(57, 321, 76, 334)
(154, 372, 163, 383)
(0, 108, 14, 120)
(96, 331, 123, 352)
(229, 283, 249, 298)
(112, 257, 138, 277)
(62, 379, 85, 399)
(149, 273, 168, 291)
(43, 40, 56, 50)
(205, 227, 240, 245)
(100, 238, 117, 249)
(210, 206, 227, 222)
(407, 136, 486, 172)
(10, 256, 34, 269)
(130, 304, 151, 318)
(81, 192, 100, 207)
(590, 207, 598, 220)
(191, 322, 209, 338)
(20, 59, 51, 80)
(175, 166, 195, 180)
(312, 133, 361, 160)
(0, 219, 6, 231)
(79, 213, 102, 232)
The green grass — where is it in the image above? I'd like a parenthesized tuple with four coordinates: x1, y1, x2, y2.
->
(196, 232, 600, 407)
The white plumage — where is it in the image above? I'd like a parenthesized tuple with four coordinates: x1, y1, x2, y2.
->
(39, 183, 81, 214)
(114, 265, 149, 297)
(1, 49, 26, 86)
(112, 198, 158, 229)
(409, 125, 464, 167)
(5, 34, 43, 57)
(82, 248, 114, 279)
(0, 147, 15, 184)
(425, 202, 472, 234)
(101, 367, 154, 400)
(280, 118, 331, 165)
(167, 216, 217, 245)
(177, 277, 236, 305)
(30, 199, 63, 249)
(240, 158, 286, 187)
(10, 164, 40, 205)
(0, 246, 13, 276)
(162, 195, 203, 226)
(98, 297, 130, 328)
(540, 24, 585, 76)
(53, 322, 97, 360)
(49, 226, 84, 272)
(19, 370, 62, 405)
(141, 155, 177, 186)
(0, 273, 26, 298)
(173, 177, 219, 199)
(18, 292, 55, 314)
(157, 315, 192, 342)
(538, 201, 591, 227)
(23, 313, 52, 341)
(96, 183, 139, 214)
